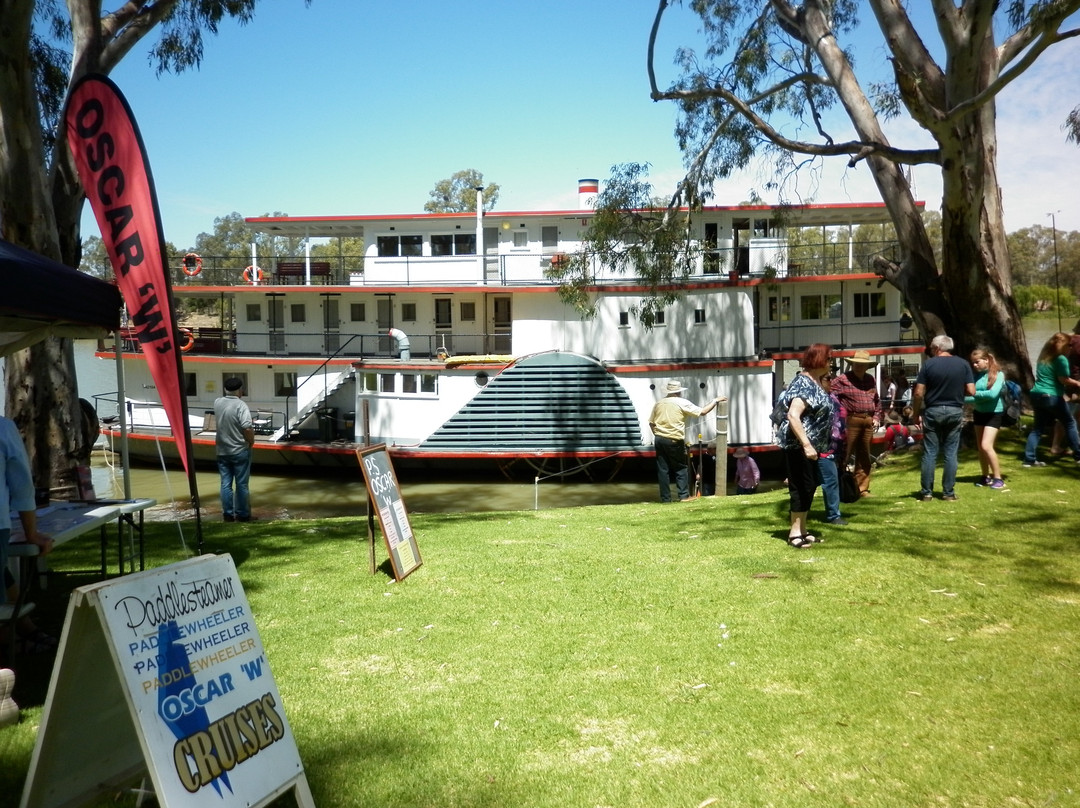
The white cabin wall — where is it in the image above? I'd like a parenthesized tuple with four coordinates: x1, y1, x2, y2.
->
(509, 289, 757, 361)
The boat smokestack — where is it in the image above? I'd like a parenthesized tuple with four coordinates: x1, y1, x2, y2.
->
(578, 178, 599, 209)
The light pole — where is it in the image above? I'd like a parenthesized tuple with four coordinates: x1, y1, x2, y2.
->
(1049, 211, 1061, 332)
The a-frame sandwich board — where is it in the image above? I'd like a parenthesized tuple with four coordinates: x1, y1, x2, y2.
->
(20, 554, 314, 808)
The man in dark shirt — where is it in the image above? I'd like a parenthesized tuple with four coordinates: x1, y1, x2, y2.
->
(912, 335, 976, 502)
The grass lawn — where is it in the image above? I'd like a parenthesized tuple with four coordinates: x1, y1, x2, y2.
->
(2, 428, 1079, 808)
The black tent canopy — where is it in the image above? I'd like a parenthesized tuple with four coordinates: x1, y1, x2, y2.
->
(0, 238, 122, 356)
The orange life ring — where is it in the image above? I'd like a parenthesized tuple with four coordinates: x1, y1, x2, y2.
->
(182, 253, 202, 276)
(179, 327, 195, 352)
(243, 265, 264, 284)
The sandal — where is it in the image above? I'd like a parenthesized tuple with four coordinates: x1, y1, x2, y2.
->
(787, 535, 814, 549)
(803, 533, 823, 544)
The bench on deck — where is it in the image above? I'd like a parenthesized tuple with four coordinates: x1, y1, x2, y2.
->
(275, 261, 333, 284)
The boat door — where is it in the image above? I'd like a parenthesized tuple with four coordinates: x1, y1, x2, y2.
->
(322, 294, 341, 353)
(484, 226, 499, 282)
(435, 297, 452, 355)
(492, 296, 511, 354)
(376, 296, 393, 355)
(267, 294, 285, 354)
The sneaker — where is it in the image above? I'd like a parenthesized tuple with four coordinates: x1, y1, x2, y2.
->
(975, 475, 992, 487)
(918, 492, 933, 502)
(942, 493, 958, 502)
(1022, 461, 1046, 468)
(989, 478, 1006, 489)
(0, 668, 18, 729)
(223, 514, 236, 522)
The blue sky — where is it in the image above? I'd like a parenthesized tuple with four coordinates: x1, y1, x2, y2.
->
(93, 1, 1080, 249)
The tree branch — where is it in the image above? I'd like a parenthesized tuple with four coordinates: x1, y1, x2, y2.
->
(647, 0, 668, 99)
(654, 83, 940, 166)
(943, 26, 1080, 126)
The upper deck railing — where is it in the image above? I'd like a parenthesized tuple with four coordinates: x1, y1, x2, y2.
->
(80, 240, 901, 288)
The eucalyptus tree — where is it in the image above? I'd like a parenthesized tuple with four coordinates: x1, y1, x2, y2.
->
(561, 1, 1080, 384)
(0, 1, 310, 488)
(424, 169, 500, 213)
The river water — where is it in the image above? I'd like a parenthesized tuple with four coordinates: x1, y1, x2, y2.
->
(0, 324, 1063, 518)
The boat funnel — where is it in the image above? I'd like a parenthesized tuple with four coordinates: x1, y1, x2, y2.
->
(578, 178, 599, 209)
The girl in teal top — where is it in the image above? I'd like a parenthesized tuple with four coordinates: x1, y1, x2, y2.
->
(966, 348, 1005, 487)
(1024, 332, 1080, 465)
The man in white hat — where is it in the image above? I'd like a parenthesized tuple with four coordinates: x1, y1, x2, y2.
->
(648, 381, 724, 502)
(830, 350, 882, 497)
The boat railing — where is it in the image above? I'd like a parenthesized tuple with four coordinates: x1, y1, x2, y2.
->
(147, 241, 902, 289)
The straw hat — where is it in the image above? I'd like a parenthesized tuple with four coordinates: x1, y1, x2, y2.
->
(846, 350, 878, 366)
(663, 380, 686, 394)
(732, 447, 749, 459)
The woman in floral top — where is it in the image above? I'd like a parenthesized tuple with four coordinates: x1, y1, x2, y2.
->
(778, 343, 834, 548)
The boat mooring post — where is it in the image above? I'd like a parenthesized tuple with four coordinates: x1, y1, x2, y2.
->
(714, 397, 729, 496)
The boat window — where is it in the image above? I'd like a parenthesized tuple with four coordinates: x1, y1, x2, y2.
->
(246, 304, 261, 322)
(435, 298, 452, 327)
(274, 372, 297, 396)
(420, 374, 437, 394)
(377, 235, 422, 257)
(183, 373, 196, 396)
(350, 303, 366, 322)
(694, 308, 707, 324)
(460, 302, 476, 322)
(475, 371, 489, 387)
(402, 375, 417, 394)
(512, 231, 528, 248)
(853, 292, 886, 318)
(493, 297, 511, 328)
(541, 226, 558, 251)
(364, 372, 378, 392)
(619, 311, 630, 327)
(654, 310, 666, 326)
(381, 373, 396, 393)
(401, 303, 417, 322)
(800, 294, 839, 320)
(768, 295, 791, 322)
(291, 304, 306, 323)
(431, 234, 476, 256)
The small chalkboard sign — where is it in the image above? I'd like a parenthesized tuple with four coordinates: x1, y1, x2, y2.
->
(356, 444, 422, 581)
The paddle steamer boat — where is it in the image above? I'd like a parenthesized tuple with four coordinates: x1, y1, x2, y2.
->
(97, 180, 924, 477)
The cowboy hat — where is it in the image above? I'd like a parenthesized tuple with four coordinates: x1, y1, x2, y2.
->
(663, 380, 686, 394)
(845, 350, 878, 366)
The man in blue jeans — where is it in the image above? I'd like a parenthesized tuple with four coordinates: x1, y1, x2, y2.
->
(215, 377, 255, 521)
(912, 335, 975, 501)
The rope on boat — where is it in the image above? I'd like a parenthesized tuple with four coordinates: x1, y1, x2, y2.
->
(532, 452, 626, 510)
(152, 433, 189, 553)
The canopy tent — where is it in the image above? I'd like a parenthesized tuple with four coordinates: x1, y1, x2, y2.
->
(0, 238, 122, 357)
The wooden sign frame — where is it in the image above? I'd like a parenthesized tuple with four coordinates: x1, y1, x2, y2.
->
(355, 444, 422, 581)
(20, 554, 314, 808)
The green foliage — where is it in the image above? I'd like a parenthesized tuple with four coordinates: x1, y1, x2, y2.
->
(1013, 284, 1079, 317)
(191, 211, 304, 258)
(546, 163, 690, 327)
(424, 169, 499, 213)
(5, 433, 1080, 807)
